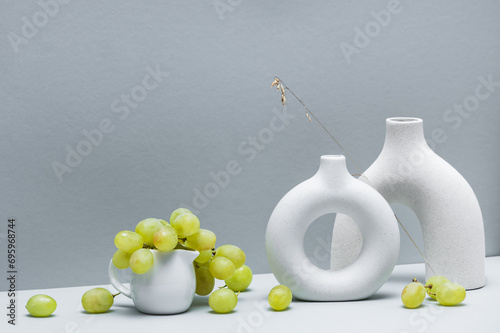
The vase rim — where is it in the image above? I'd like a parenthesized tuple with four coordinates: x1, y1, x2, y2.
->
(148, 248, 197, 253)
(387, 117, 422, 123)
(318, 155, 350, 179)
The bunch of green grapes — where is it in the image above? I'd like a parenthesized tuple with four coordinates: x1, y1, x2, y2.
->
(111, 209, 202, 274)
(110, 207, 253, 314)
(198, 243, 253, 314)
(25, 208, 256, 317)
(401, 276, 466, 308)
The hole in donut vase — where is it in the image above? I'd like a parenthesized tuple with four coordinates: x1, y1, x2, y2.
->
(265, 155, 400, 301)
(331, 204, 424, 270)
(303, 213, 337, 270)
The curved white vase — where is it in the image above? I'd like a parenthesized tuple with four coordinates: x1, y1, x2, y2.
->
(331, 117, 485, 289)
(266, 155, 400, 301)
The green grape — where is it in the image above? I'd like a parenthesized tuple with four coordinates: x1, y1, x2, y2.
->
(215, 244, 246, 269)
(209, 256, 235, 280)
(135, 218, 163, 247)
(187, 229, 216, 251)
(436, 282, 466, 306)
(268, 285, 292, 311)
(172, 213, 200, 237)
(170, 208, 192, 224)
(225, 265, 253, 292)
(153, 226, 178, 251)
(194, 263, 215, 296)
(112, 249, 131, 269)
(208, 288, 238, 313)
(81, 288, 114, 313)
(401, 280, 426, 308)
(25, 294, 57, 317)
(425, 275, 450, 299)
(129, 249, 154, 274)
(114, 230, 144, 254)
(195, 249, 213, 264)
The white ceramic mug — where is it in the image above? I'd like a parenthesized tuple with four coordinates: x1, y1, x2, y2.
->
(109, 249, 198, 314)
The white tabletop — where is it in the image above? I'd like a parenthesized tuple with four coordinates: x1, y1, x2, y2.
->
(3, 257, 499, 333)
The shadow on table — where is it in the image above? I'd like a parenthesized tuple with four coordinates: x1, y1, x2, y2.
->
(291, 291, 394, 303)
(109, 296, 209, 316)
(190, 295, 208, 309)
(25, 314, 56, 318)
(79, 310, 117, 315)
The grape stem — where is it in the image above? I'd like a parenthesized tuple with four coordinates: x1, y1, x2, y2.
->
(174, 242, 195, 251)
(112, 293, 121, 298)
(142, 244, 155, 249)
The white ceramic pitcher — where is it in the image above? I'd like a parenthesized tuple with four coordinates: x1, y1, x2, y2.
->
(109, 249, 198, 314)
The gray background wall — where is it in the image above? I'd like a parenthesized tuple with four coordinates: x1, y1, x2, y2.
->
(1, 0, 499, 291)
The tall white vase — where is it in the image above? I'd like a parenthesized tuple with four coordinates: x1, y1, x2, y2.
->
(266, 155, 399, 301)
(331, 117, 485, 289)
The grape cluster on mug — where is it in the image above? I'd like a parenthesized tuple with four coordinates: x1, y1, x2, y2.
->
(401, 276, 466, 309)
(111, 208, 253, 314)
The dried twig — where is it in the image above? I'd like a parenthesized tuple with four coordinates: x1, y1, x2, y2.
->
(271, 76, 435, 273)
(272, 76, 363, 175)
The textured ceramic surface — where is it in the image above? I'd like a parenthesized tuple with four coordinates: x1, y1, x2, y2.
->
(109, 249, 198, 314)
(266, 155, 400, 301)
(331, 117, 485, 289)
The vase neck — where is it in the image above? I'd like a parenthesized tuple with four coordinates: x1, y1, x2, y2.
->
(316, 155, 351, 181)
(382, 117, 429, 151)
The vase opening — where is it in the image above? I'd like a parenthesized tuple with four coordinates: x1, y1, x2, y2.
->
(321, 155, 345, 162)
(383, 117, 427, 150)
(387, 117, 422, 123)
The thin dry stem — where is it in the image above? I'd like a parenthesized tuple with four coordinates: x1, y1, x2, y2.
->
(271, 76, 436, 273)
(273, 76, 364, 175)
(395, 215, 437, 276)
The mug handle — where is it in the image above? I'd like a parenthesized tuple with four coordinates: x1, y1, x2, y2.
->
(108, 260, 132, 298)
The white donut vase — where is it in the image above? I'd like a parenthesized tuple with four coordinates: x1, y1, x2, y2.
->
(266, 155, 400, 301)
